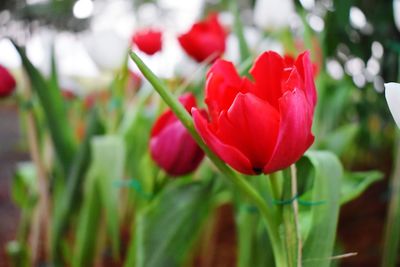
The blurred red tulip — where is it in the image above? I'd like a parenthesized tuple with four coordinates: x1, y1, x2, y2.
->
(178, 13, 226, 63)
(61, 89, 77, 101)
(193, 51, 317, 175)
(83, 91, 110, 110)
(0, 64, 16, 98)
(150, 93, 205, 176)
(132, 29, 162, 55)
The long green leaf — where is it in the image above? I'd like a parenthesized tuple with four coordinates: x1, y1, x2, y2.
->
(91, 136, 125, 257)
(300, 151, 343, 267)
(73, 135, 125, 266)
(51, 109, 104, 264)
(127, 180, 214, 267)
(12, 42, 76, 175)
(72, 181, 102, 267)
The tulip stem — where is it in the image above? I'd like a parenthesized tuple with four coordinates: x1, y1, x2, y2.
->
(129, 51, 287, 267)
(290, 164, 302, 267)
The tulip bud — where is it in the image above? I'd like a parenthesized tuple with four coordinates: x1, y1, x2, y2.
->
(0, 65, 16, 98)
(178, 13, 226, 63)
(132, 29, 162, 56)
(150, 93, 205, 176)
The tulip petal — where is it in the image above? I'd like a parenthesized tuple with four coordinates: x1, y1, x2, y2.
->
(151, 110, 176, 137)
(249, 51, 285, 109)
(217, 93, 279, 170)
(178, 14, 226, 63)
(385, 82, 400, 128)
(150, 120, 203, 176)
(205, 59, 247, 121)
(192, 108, 254, 174)
(294, 51, 317, 108)
(151, 93, 197, 137)
(263, 89, 314, 174)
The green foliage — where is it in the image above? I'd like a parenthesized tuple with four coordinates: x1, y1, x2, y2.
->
(129, 179, 215, 267)
(340, 170, 383, 205)
(73, 135, 125, 267)
(300, 151, 342, 267)
(52, 109, 104, 264)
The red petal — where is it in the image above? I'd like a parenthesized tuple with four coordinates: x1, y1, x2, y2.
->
(150, 110, 176, 137)
(150, 120, 204, 176)
(263, 89, 314, 174)
(179, 93, 197, 114)
(192, 108, 254, 174)
(294, 51, 317, 109)
(249, 51, 285, 109)
(151, 93, 196, 137)
(205, 60, 246, 121)
(216, 93, 279, 169)
(177, 14, 226, 63)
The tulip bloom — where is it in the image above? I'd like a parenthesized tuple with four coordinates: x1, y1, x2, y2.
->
(132, 29, 162, 55)
(0, 65, 16, 98)
(192, 51, 316, 175)
(150, 93, 205, 176)
(385, 82, 400, 128)
(178, 13, 226, 63)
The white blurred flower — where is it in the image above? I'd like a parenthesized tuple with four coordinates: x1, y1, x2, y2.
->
(55, 32, 99, 78)
(91, 0, 136, 39)
(26, 29, 55, 76)
(394, 0, 400, 32)
(385, 82, 400, 128)
(157, 0, 204, 32)
(254, 0, 296, 30)
(0, 39, 21, 69)
(83, 29, 129, 72)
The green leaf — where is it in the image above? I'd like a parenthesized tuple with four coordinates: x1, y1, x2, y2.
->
(319, 124, 359, 157)
(90, 136, 125, 257)
(72, 181, 101, 267)
(299, 151, 343, 267)
(12, 162, 37, 207)
(72, 135, 125, 266)
(12, 41, 76, 175)
(131, 180, 214, 267)
(236, 204, 274, 267)
(51, 109, 104, 264)
(340, 171, 383, 205)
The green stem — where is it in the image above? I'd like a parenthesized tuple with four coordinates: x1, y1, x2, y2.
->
(282, 167, 301, 267)
(129, 51, 287, 267)
(270, 172, 283, 200)
(381, 136, 400, 267)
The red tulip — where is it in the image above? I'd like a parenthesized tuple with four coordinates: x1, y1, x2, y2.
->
(150, 93, 205, 176)
(0, 65, 16, 98)
(178, 13, 226, 63)
(192, 51, 317, 175)
(132, 29, 162, 55)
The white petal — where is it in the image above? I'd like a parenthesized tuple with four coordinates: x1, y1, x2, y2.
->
(253, 0, 295, 30)
(385, 82, 400, 128)
(394, 0, 400, 32)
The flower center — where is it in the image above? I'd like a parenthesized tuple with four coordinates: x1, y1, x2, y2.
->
(252, 167, 263, 175)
